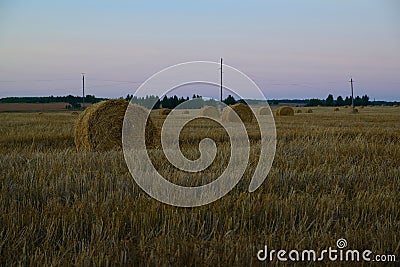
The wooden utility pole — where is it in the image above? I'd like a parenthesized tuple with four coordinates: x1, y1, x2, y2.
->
(82, 73, 85, 109)
(220, 58, 223, 102)
(350, 78, 354, 113)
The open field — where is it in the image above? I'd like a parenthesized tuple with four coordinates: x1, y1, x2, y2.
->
(1, 106, 399, 265)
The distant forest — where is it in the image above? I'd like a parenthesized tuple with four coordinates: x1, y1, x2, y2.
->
(0, 93, 398, 109)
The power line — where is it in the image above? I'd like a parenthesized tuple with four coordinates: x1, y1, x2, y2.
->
(0, 79, 77, 83)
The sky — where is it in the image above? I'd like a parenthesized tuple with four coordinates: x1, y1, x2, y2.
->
(0, 0, 399, 100)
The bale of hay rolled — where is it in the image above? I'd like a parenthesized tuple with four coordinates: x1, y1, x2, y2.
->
(71, 111, 79, 115)
(38, 112, 43, 115)
(296, 109, 302, 113)
(159, 108, 171, 115)
(353, 108, 359, 113)
(306, 109, 313, 113)
(256, 106, 270, 115)
(360, 106, 364, 109)
(222, 103, 254, 123)
(276, 106, 294, 116)
(334, 108, 340, 111)
(393, 105, 398, 107)
(200, 106, 220, 118)
(74, 99, 156, 151)
(344, 105, 348, 108)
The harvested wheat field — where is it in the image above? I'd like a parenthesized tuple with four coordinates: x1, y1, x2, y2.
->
(1, 107, 399, 266)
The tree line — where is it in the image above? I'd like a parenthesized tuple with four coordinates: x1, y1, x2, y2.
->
(305, 94, 371, 107)
(1, 93, 397, 109)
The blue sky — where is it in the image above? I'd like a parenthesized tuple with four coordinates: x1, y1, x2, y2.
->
(0, 0, 399, 100)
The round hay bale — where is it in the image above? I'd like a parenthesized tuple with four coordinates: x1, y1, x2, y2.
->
(276, 106, 294, 116)
(360, 106, 364, 109)
(296, 109, 302, 113)
(256, 106, 270, 115)
(353, 108, 359, 113)
(71, 111, 79, 115)
(306, 109, 313, 113)
(344, 105, 348, 108)
(393, 105, 398, 107)
(159, 108, 171, 116)
(74, 99, 156, 151)
(200, 106, 220, 118)
(334, 108, 340, 111)
(222, 103, 254, 123)
(38, 112, 43, 115)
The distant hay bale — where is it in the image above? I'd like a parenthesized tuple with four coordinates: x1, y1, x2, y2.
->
(38, 112, 43, 115)
(182, 110, 190, 114)
(344, 105, 348, 108)
(257, 106, 271, 115)
(296, 109, 302, 113)
(306, 109, 313, 113)
(74, 99, 156, 151)
(393, 105, 398, 107)
(71, 111, 79, 115)
(353, 108, 359, 113)
(334, 108, 340, 111)
(159, 108, 171, 115)
(276, 106, 295, 116)
(317, 105, 321, 107)
(222, 103, 254, 123)
(200, 106, 220, 118)
(360, 106, 364, 109)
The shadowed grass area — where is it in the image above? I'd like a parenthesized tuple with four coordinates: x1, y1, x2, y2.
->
(0, 107, 399, 265)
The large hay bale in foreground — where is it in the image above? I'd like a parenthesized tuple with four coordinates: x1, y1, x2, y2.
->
(159, 108, 171, 116)
(200, 106, 220, 118)
(276, 106, 294, 116)
(74, 99, 156, 151)
(257, 106, 270, 115)
(222, 103, 254, 123)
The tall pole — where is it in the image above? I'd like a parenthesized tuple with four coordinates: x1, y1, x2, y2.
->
(82, 73, 85, 109)
(220, 58, 223, 103)
(350, 78, 354, 113)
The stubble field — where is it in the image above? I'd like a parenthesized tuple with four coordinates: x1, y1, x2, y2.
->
(0, 106, 399, 266)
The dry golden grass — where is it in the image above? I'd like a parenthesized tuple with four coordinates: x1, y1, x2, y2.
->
(0, 107, 399, 265)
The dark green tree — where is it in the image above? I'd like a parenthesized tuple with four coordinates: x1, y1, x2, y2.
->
(336, 96, 344, 106)
(223, 95, 236, 105)
(325, 94, 334, 106)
